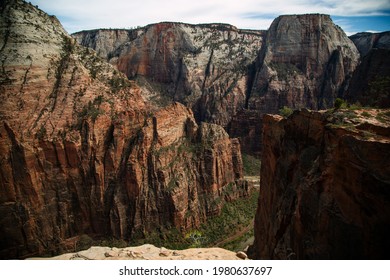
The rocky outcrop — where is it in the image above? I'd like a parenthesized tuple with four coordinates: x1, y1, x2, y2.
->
(73, 23, 265, 127)
(248, 14, 360, 112)
(249, 109, 390, 259)
(0, 0, 246, 259)
(350, 31, 390, 57)
(29, 244, 246, 260)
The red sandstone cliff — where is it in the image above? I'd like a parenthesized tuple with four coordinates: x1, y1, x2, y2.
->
(73, 23, 265, 127)
(0, 0, 246, 258)
(249, 109, 390, 259)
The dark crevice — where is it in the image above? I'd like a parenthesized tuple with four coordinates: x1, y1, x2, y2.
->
(201, 49, 214, 94)
(273, 194, 297, 257)
(19, 58, 32, 94)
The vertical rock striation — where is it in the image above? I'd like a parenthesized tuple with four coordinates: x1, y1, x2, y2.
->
(249, 109, 390, 259)
(248, 14, 360, 113)
(0, 0, 246, 258)
(73, 23, 265, 127)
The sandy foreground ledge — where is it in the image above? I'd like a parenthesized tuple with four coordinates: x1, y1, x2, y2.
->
(28, 244, 248, 260)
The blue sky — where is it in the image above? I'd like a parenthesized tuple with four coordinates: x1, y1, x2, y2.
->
(29, 0, 390, 35)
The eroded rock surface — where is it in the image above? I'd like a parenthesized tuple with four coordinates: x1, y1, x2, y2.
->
(0, 0, 246, 259)
(248, 14, 360, 113)
(29, 244, 246, 260)
(73, 23, 265, 127)
(249, 109, 390, 259)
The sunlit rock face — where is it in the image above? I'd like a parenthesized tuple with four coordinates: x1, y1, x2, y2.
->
(248, 14, 360, 113)
(73, 23, 265, 127)
(0, 0, 247, 258)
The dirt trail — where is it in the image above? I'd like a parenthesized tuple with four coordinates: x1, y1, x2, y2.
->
(213, 221, 254, 248)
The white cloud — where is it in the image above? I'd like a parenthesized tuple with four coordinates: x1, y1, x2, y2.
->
(29, 0, 390, 33)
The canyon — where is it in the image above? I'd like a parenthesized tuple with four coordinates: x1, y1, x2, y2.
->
(0, 0, 249, 258)
(74, 14, 361, 156)
(1, 0, 389, 259)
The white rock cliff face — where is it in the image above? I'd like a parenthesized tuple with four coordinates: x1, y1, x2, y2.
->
(248, 14, 360, 113)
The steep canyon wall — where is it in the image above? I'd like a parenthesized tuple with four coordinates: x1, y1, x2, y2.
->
(0, 0, 247, 258)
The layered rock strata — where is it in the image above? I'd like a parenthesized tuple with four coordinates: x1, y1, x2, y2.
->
(74, 15, 361, 157)
(73, 23, 265, 127)
(248, 14, 360, 113)
(249, 109, 390, 259)
(0, 0, 246, 259)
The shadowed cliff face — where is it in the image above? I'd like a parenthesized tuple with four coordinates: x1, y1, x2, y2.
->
(73, 23, 265, 127)
(249, 109, 390, 259)
(349, 31, 390, 57)
(345, 32, 390, 108)
(344, 49, 390, 108)
(0, 0, 246, 258)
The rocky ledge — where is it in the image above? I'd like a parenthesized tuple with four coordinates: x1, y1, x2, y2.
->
(29, 244, 248, 260)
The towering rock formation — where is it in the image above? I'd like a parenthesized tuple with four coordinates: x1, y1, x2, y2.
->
(74, 14, 361, 157)
(0, 0, 246, 258)
(73, 24, 265, 127)
(248, 14, 360, 113)
(249, 109, 390, 259)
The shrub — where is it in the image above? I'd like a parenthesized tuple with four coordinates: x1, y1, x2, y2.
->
(279, 106, 293, 118)
(242, 154, 261, 176)
(76, 234, 94, 251)
(334, 98, 347, 110)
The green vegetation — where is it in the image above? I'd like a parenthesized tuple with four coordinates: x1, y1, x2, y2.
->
(198, 190, 259, 250)
(376, 110, 390, 123)
(130, 226, 189, 250)
(185, 230, 208, 248)
(348, 102, 363, 110)
(77, 99, 104, 126)
(334, 98, 348, 110)
(48, 35, 73, 111)
(75, 234, 94, 251)
(368, 76, 390, 106)
(279, 106, 294, 118)
(270, 62, 302, 80)
(126, 190, 259, 251)
(242, 154, 261, 176)
(108, 75, 129, 93)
